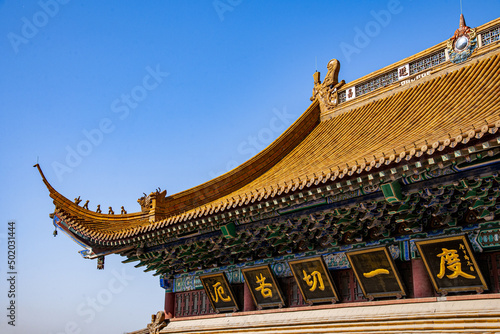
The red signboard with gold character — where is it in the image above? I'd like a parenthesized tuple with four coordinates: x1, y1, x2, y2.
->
(199, 273, 239, 313)
(416, 235, 488, 294)
(346, 246, 406, 300)
(242, 265, 285, 309)
(288, 256, 339, 304)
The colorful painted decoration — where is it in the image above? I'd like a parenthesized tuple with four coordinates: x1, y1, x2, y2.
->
(242, 265, 285, 309)
(346, 246, 406, 300)
(477, 229, 500, 249)
(446, 14, 477, 63)
(288, 256, 339, 304)
(199, 273, 239, 313)
(416, 235, 488, 294)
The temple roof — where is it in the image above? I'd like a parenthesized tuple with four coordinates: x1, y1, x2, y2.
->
(39, 17, 500, 252)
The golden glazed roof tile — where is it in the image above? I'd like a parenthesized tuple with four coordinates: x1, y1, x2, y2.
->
(166, 51, 500, 225)
(39, 23, 500, 243)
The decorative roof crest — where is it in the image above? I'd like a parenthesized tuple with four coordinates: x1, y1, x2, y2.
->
(146, 311, 168, 334)
(310, 59, 345, 113)
(138, 188, 167, 213)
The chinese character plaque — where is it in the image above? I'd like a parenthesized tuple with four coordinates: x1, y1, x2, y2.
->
(242, 265, 285, 309)
(346, 246, 406, 300)
(416, 235, 488, 294)
(288, 256, 339, 304)
(199, 272, 239, 313)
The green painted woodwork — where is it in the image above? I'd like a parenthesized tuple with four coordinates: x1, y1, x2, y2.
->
(388, 203, 412, 215)
(119, 172, 500, 277)
(121, 256, 139, 263)
(221, 222, 236, 239)
(381, 181, 403, 203)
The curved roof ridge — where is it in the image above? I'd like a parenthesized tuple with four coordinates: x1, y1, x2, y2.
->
(35, 164, 149, 221)
(157, 99, 321, 216)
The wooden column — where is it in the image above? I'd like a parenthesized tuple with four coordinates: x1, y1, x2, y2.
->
(411, 258, 434, 298)
(164, 292, 175, 318)
(243, 283, 255, 312)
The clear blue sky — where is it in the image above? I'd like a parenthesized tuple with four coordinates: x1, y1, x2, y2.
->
(0, 1, 498, 333)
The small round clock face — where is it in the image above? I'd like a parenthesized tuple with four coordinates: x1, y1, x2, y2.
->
(455, 35, 469, 51)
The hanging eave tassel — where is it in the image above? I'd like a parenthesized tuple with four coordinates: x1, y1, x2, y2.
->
(97, 256, 105, 270)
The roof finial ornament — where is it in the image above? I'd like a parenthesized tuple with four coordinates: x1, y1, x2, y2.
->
(96, 205, 101, 213)
(447, 9, 477, 63)
(459, 12, 466, 29)
(83, 200, 89, 210)
(108, 207, 114, 215)
(121, 206, 127, 214)
(74, 196, 82, 205)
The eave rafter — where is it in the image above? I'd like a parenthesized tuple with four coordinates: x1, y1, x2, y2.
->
(117, 129, 500, 244)
(122, 158, 500, 276)
(38, 126, 500, 253)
